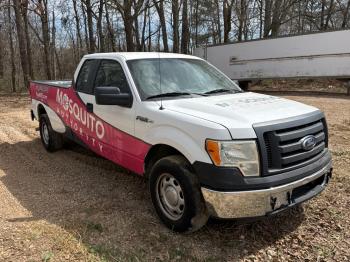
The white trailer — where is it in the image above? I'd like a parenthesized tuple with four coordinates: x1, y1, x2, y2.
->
(194, 30, 350, 93)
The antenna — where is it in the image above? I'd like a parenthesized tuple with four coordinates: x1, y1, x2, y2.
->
(158, 52, 164, 110)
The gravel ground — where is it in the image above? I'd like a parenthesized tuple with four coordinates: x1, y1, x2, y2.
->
(0, 93, 349, 262)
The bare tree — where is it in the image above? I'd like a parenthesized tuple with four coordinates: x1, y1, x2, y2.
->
(110, 0, 145, 52)
(181, 0, 190, 53)
(153, 0, 168, 51)
(7, 0, 16, 92)
(33, 0, 52, 79)
(171, 0, 180, 52)
(21, 0, 34, 78)
(223, 0, 235, 43)
(83, 0, 95, 53)
(13, 0, 30, 87)
(342, 0, 350, 28)
(72, 0, 83, 57)
(97, 0, 105, 52)
(105, 2, 117, 51)
(0, 31, 3, 79)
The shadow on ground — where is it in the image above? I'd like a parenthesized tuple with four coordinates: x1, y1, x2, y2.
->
(0, 139, 305, 260)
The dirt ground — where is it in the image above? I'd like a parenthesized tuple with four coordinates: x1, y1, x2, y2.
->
(0, 93, 349, 262)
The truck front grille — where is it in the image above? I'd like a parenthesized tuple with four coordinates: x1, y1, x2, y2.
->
(264, 120, 326, 169)
(253, 112, 328, 176)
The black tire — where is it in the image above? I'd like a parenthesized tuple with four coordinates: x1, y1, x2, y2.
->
(149, 155, 209, 232)
(39, 114, 63, 152)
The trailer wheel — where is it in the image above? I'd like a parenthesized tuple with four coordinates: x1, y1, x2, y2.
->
(149, 155, 208, 232)
(39, 114, 63, 152)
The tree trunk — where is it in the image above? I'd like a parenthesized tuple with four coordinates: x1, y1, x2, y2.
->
(51, 10, 56, 79)
(172, 0, 180, 53)
(141, 1, 149, 51)
(55, 49, 63, 79)
(85, 0, 95, 53)
(181, 0, 190, 53)
(7, 0, 16, 92)
(223, 0, 233, 43)
(271, 0, 282, 37)
(324, 0, 334, 30)
(342, 0, 350, 28)
(148, 8, 151, 51)
(72, 0, 83, 58)
(133, 5, 141, 51)
(154, 0, 169, 52)
(0, 36, 3, 79)
(13, 0, 30, 88)
(81, 1, 89, 51)
(264, 0, 272, 37)
(97, 0, 105, 52)
(237, 0, 246, 41)
(21, 0, 34, 79)
(38, 0, 52, 79)
(124, 4, 135, 51)
(105, 2, 117, 51)
(321, 0, 325, 29)
(259, 0, 263, 38)
(215, 0, 222, 43)
(194, 0, 199, 46)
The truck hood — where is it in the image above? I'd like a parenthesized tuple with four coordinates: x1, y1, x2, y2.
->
(163, 92, 319, 139)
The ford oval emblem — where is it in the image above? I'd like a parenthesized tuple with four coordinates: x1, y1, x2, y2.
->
(300, 135, 317, 151)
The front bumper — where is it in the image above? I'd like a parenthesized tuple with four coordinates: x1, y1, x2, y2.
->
(201, 160, 332, 219)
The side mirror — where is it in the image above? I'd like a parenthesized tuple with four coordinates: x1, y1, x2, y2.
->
(95, 86, 133, 108)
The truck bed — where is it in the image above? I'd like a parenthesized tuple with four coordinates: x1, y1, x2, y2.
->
(31, 80, 72, 89)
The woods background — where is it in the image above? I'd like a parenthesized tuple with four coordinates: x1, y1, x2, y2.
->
(0, 0, 349, 91)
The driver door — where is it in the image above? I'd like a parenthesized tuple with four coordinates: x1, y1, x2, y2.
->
(77, 59, 135, 137)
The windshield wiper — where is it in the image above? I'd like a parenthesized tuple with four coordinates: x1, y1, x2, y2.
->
(204, 89, 241, 95)
(146, 92, 192, 100)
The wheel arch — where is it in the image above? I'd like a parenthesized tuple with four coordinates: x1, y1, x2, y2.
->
(144, 144, 193, 178)
(33, 101, 66, 134)
(37, 103, 47, 117)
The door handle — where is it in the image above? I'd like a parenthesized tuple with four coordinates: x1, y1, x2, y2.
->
(86, 103, 93, 113)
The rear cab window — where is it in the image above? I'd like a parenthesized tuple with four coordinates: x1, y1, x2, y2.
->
(76, 60, 99, 94)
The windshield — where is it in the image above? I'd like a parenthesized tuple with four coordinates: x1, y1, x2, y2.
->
(127, 58, 242, 100)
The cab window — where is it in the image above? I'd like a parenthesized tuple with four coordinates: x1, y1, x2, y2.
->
(76, 60, 98, 94)
(94, 60, 131, 94)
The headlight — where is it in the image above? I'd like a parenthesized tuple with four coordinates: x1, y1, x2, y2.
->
(205, 140, 260, 177)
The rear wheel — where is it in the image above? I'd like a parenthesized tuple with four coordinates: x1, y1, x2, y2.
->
(39, 114, 63, 152)
(149, 155, 208, 232)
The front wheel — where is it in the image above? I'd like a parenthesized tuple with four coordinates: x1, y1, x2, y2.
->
(149, 155, 208, 232)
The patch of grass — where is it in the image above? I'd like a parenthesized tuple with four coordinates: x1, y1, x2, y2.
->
(158, 232, 169, 242)
(313, 245, 335, 260)
(84, 206, 96, 215)
(169, 246, 191, 261)
(330, 150, 350, 157)
(42, 251, 54, 262)
(86, 221, 104, 233)
(88, 245, 111, 261)
(88, 244, 147, 262)
(28, 228, 43, 241)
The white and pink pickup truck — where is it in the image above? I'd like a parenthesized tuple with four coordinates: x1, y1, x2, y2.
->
(29, 52, 332, 232)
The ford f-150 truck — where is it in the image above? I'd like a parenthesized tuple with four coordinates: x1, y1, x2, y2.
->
(29, 52, 332, 232)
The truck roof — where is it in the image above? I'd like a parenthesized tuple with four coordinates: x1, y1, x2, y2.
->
(83, 52, 202, 61)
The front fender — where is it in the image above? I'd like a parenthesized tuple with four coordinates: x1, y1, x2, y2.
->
(144, 125, 212, 164)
